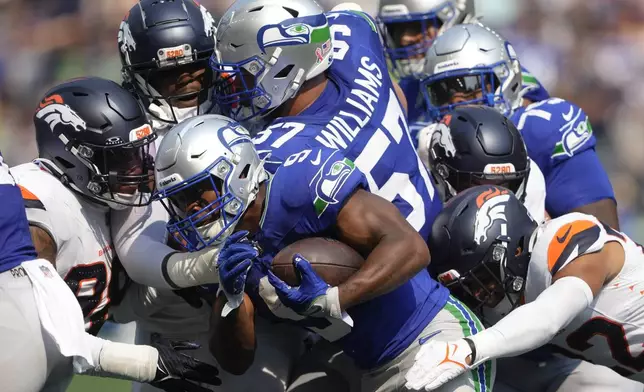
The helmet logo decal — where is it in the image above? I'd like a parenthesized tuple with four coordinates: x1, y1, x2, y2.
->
(257, 14, 330, 53)
(217, 124, 252, 150)
(197, 3, 216, 37)
(474, 187, 509, 245)
(430, 122, 457, 158)
(118, 20, 136, 64)
(36, 94, 87, 133)
(312, 156, 355, 216)
(129, 124, 153, 142)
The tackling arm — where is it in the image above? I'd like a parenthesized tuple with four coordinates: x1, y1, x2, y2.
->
(111, 205, 221, 289)
(335, 189, 430, 310)
(468, 244, 619, 367)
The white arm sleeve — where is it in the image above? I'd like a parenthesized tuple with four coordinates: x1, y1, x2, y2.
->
(111, 203, 175, 289)
(469, 276, 593, 367)
(112, 202, 221, 289)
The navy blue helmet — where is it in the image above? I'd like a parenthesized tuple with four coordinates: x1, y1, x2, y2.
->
(34, 77, 157, 209)
(425, 105, 529, 203)
(429, 185, 537, 323)
(118, 0, 218, 127)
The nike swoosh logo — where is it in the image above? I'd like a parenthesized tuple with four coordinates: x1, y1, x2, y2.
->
(231, 43, 244, 49)
(311, 150, 321, 165)
(562, 105, 574, 121)
(556, 225, 572, 243)
(418, 330, 442, 345)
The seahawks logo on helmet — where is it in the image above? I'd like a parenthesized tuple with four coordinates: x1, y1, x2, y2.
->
(474, 188, 510, 245)
(218, 123, 252, 150)
(36, 94, 87, 133)
(257, 14, 330, 53)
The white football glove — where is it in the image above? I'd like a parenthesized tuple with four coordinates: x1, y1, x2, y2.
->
(405, 338, 474, 391)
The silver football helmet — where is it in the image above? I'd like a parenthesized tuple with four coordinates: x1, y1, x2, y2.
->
(421, 22, 523, 122)
(210, 0, 333, 124)
(377, 0, 476, 78)
(153, 114, 268, 251)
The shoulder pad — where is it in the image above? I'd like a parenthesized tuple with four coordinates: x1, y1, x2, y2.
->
(532, 212, 606, 277)
(512, 98, 595, 164)
(326, 10, 378, 33)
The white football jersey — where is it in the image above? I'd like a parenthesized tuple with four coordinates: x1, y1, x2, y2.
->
(523, 159, 546, 224)
(10, 161, 120, 334)
(526, 212, 644, 381)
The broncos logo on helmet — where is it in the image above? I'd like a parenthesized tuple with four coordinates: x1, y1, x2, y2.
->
(35, 94, 87, 133)
(473, 187, 510, 245)
(430, 122, 457, 159)
(118, 20, 137, 64)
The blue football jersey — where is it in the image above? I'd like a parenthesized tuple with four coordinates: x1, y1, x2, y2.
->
(253, 10, 442, 241)
(398, 76, 426, 125)
(520, 65, 550, 103)
(510, 98, 615, 217)
(0, 151, 38, 273)
(248, 148, 449, 369)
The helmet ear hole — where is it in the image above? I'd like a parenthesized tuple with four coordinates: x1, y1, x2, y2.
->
(56, 157, 75, 170)
(275, 64, 295, 79)
(239, 164, 250, 180)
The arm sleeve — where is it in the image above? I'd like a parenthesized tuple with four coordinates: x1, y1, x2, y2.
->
(111, 203, 175, 289)
(469, 276, 593, 367)
(545, 149, 615, 217)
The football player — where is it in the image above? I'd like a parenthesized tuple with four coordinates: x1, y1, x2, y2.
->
(404, 185, 644, 391)
(209, 3, 445, 389)
(152, 114, 496, 392)
(376, 0, 550, 126)
(4, 79, 221, 392)
(211, 0, 442, 242)
(113, 2, 304, 391)
(416, 22, 618, 228)
(118, 0, 217, 133)
(423, 105, 547, 223)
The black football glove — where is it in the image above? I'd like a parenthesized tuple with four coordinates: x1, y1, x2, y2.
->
(149, 334, 222, 392)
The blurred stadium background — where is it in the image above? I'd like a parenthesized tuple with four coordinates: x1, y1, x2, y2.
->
(0, 0, 643, 390)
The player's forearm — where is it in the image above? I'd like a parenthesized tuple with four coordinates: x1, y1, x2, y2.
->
(468, 276, 593, 367)
(79, 334, 159, 382)
(116, 230, 220, 289)
(209, 292, 256, 375)
(338, 232, 429, 310)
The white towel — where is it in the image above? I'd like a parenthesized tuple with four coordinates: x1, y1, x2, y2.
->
(22, 259, 96, 373)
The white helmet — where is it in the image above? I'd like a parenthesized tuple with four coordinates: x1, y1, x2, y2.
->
(211, 0, 333, 124)
(421, 22, 523, 122)
(153, 114, 268, 251)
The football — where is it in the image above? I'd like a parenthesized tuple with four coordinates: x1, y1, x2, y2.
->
(271, 238, 364, 286)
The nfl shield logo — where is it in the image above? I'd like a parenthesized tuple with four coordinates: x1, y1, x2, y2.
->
(39, 265, 53, 278)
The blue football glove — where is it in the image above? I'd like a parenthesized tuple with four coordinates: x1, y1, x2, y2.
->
(217, 230, 257, 316)
(267, 254, 342, 319)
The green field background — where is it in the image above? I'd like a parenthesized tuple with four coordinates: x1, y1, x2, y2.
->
(68, 376, 130, 392)
(67, 322, 133, 391)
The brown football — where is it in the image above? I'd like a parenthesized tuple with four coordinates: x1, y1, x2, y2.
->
(271, 238, 364, 286)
